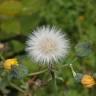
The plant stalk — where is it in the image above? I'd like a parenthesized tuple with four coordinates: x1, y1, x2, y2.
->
(48, 64, 58, 96)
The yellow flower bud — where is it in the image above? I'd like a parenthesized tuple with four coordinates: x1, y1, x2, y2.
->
(79, 16, 85, 21)
(4, 58, 18, 70)
(81, 75, 96, 88)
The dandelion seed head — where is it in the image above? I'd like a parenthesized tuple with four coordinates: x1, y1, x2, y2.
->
(26, 26, 70, 64)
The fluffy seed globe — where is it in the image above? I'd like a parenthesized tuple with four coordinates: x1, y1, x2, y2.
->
(26, 26, 70, 64)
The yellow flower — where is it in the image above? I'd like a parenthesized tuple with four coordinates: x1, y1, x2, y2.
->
(4, 58, 19, 70)
(79, 16, 85, 21)
(81, 75, 96, 88)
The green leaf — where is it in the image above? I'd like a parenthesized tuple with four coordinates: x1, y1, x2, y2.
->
(21, 56, 39, 72)
(21, 0, 46, 15)
(0, 1, 22, 16)
(19, 15, 40, 34)
(1, 18, 21, 34)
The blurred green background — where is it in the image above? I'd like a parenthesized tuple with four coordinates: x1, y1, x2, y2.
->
(0, 0, 96, 96)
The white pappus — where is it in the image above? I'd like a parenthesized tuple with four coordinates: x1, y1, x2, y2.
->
(26, 26, 70, 64)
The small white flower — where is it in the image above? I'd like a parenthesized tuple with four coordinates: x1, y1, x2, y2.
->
(26, 26, 69, 64)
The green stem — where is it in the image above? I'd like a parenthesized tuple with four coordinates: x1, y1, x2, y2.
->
(0, 53, 5, 61)
(71, 57, 78, 64)
(10, 82, 25, 93)
(59, 57, 78, 68)
(28, 69, 47, 76)
(69, 64, 77, 77)
(53, 72, 58, 96)
(48, 64, 58, 96)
